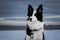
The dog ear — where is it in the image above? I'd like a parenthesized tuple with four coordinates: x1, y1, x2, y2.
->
(37, 4, 43, 13)
(27, 5, 34, 17)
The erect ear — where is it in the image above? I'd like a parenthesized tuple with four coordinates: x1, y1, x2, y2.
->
(27, 5, 34, 16)
(37, 4, 43, 13)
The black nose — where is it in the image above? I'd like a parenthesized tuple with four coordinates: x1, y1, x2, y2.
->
(30, 18, 32, 21)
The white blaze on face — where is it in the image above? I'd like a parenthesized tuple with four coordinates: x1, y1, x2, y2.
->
(27, 10, 44, 30)
(27, 4, 44, 32)
(30, 10, 37, 22)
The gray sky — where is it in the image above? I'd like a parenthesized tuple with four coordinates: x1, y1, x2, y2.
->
(0, 0, 60, 26)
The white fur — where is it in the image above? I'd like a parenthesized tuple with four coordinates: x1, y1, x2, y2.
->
(27, 10, 44, 30)
(26, 10, 44, 40)
(30, 10, 37, 22)
(27, 21, 44, 30)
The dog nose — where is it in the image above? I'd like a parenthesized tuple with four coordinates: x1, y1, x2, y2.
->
(30, 18, 32, 21)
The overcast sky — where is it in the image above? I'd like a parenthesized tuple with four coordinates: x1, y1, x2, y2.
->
(0, 0, 60, 26)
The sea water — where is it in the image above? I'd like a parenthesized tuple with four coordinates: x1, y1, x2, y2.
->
(0, 30, 60, 40)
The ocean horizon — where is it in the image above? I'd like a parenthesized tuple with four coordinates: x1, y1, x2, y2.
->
(0, 25, 60, 30)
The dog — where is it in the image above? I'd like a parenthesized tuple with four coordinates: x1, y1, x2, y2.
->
(26, 4, 44, 40)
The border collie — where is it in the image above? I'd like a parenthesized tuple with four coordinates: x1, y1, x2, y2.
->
(26, 4, 44, 40)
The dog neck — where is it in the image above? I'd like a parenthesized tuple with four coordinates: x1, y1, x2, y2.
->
(32, 28, 42, 31)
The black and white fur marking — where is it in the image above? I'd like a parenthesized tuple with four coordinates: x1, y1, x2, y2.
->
(26, 4, 44, 40)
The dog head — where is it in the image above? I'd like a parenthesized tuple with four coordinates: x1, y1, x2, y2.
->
(27, 4, 43, 22)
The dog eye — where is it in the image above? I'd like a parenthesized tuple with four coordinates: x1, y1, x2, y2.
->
(34, 13, 37, 16)
(30, 18, 32, 21)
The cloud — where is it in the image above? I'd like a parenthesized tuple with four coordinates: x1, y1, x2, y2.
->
(0, 20, 27, 26)
(0, 16, 60, 26)
(2, 17, 27, 19)
(45, 15, 60, 18)
(0, 16, 27, 26)
(0, 15, 60, 20)
(0, 17, 27, 20)
(44, 21, 60, 25)
(0, 20, 60, 26)
(0, 18, 5, 20)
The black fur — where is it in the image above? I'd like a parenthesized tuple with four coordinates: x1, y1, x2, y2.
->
(27, 5, 34, 17)
(43, 33, 44, 40)
(26, 4, 44, 40)
(27, 4, 43, 22)
(35, 4, 43, 22)
(35, 12, 43, 22)
(26, 25, 33, 36)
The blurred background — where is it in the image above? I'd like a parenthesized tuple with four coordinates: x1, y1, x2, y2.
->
(0, 0, 60, 40)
